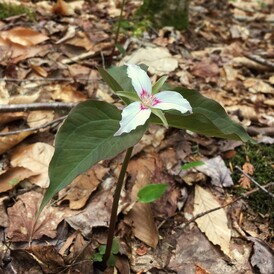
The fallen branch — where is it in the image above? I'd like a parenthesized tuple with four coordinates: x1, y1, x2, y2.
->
(181, 182, 274, 229)
(247, 126, 274, 137)
(0, 116, 67, 136)
(0, 77, 100, 82)
(243, 53, 274, 70)
(0, 102, 76, 113)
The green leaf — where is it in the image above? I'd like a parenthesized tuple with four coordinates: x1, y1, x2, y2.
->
(181, 161, 205, 170)
(111, 238, 120, 254)
(38, 100, 147, 215)
(92, 252, 103, 262)
(116, 91, 139, 102)
(153, 88, 254, 142)
(152, 75, 168, 94)
(138, 184, 168, 203)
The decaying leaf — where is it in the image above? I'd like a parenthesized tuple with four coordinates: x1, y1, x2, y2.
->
(50, 84, 87, 102)
(194, 185, 231, 256)
(6, 191, 77, 242)
(52, 0, 75, 16)
(249, 237, 274, 274)
(239, 162, 254, 189)
(10, 142, 54, 188)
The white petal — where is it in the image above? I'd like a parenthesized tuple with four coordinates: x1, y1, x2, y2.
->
(127, 64, 152, 98)
(153, 91, 192, 114)
(114, 102, 151, 136)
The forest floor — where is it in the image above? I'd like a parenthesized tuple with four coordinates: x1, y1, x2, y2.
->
(0, 0, 274, 273)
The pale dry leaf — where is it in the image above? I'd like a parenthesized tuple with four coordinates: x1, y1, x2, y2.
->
(8, 93, 40, 104)
(121, 47, 178, 75)
(196, 156, 234, 187)
(0, 130, 33, 155)
(6, 191, 77, 242)
(27, 111, 54, 129)
(0, 167, 34, 193)
(10, 142, 54, 188)
(0, 112, 27, 125)
(50, 84, 87, 102)
(194, 185, 231, 256)
(239, 162, 254, 189)
(58, 165, 109, 209)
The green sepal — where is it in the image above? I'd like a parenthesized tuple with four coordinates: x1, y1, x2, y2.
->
(151, 108, 168, 128)
(152, 75, 168, 94)
(116, 91, 139, 103)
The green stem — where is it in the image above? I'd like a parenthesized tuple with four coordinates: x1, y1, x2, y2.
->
(110, 0, 126, 62)
(103, 146, 133, 264)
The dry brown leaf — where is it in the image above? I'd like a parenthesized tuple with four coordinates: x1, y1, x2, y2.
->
(30, 64, 48, 77)
(244, 78, 274, 94)
(0, 196, 9, 228)
(0, 130, 33, 155)
(10, 142, 54, 188)
(50, 84, 87, 102)
(66, 32, 94, 50)
(126, 156, 159, 248)
(6, 191, 77, 242)
(194, 185, 231, 256)
(191, 58, 219, 81)
(239, 162, 254, 189)
(0, 27, 49, 46)
(26, 245, 65, 273)
(8, 93, 40, 104)
(0, 112, 27, 125)
(0, 167, 34, 193)
(58, 165, 109, 209)
(27, 111, 54, 129)
(52, 0, 75, 16)
(65, 178, 116, 237)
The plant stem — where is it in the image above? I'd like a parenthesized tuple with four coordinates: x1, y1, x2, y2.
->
(103, 146, 133, 264)
(109, 0, 126, 63)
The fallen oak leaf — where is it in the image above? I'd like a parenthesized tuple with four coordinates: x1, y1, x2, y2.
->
(194, 185, 231, 257)
(10, 142, 54, 188)
(239, 162, 254, 189)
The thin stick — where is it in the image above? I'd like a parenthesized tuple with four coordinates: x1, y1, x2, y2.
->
(235, 166, 274, 198)
(0, 102, 76, 113)
(103, 146, 133, 264)
(0, 78, 100, 82)
(0, 116, 67, 136)
(181, 182, 274, 229)
(243, 53, 274, 70)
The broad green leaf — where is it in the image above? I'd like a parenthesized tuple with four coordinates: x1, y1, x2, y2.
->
(38, 100, 147, 215)
(138, 184, 168, 203)
(181, 161, 205, 170)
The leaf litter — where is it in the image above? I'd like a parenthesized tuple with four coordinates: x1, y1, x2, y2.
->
(0, 0, 273, 273)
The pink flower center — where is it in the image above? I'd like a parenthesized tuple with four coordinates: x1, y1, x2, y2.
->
(140, 90, 160, 109)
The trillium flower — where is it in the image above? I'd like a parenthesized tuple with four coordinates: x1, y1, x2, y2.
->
(114, 64, 192, 136)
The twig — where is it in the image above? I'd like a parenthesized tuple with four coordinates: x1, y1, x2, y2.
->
(235, 166, 274, 198)
(243, 53, 274, 70)
(0, 116, 67, 136)
(61, 51, 96, 65)
(181, 182, 274, 229)
(0, 102, 76, 113)
(0, 77, 100, 82)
